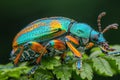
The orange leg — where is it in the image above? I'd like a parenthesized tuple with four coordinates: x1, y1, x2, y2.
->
(61, 52, 67, 59)
(13, 46, 24, 65)
(66, 41, 82, 58)
(28, 40, 66, 64)
(36, 46, 47, 64)
(27, 40, 66, 75)
(49, 39, 70, 62)
(85, 42, 94, 49)
(65, 35, 82, 69)
(13, 41, 48, 65)
(65, 35, 81, 58)
(65, 35, 79, 45)
(24, 42, 47, 64)
(49, 39, 66, 50)
(23, 42, 48, 76)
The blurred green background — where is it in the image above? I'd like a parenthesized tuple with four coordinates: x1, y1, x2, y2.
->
(0, 0, 120, 64)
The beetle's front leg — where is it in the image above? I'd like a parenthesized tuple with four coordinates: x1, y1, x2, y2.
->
(65, 35, 82, 69)
(65, 35, 81, 57)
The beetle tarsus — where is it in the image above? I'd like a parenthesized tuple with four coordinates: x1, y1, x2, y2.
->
(76, 58, 82, 70)
(27, 64, 39, 76)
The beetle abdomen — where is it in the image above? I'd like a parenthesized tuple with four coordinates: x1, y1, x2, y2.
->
(13, 17, 75, 47)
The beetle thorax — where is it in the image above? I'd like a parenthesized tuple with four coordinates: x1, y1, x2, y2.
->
(70, 23, 93, 39)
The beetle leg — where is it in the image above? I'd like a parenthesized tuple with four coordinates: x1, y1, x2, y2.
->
(13, 46, 24, 65)
(24, 42, 47, 54)
(65, 36, 82, 58)
(65, 36, 82, 69)
(65, 35, 79, 45)
(76, 58, 82, 70)
(22, 42, 48, 76)
(49, 39, 66, 50)
(23, 41, 47, 64)
(36, 39, 66, 63)
(60, 52, 73, 64)
(85, 42, 94, 49)
(27, 64, 39, 76)
(35, 46, 47, 64)
(13, 41, 47, 65)
(61, 52, 67, 61)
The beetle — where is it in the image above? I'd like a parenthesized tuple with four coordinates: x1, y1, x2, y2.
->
(10, 12, 118, 75)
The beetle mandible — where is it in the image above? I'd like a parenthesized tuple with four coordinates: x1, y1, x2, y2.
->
(10, 12, 118, 75)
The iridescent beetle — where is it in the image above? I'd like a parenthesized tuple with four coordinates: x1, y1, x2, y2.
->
(10, 12, 118, 75)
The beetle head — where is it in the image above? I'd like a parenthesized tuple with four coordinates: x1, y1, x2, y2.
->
(90, 30, 106, 44)
(91, 12, 118, 53)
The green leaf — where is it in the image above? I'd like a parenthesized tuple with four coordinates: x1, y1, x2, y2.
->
(80, 62, 93, 80)
(53, 65, 72, 80)
(104, 55, 120, 71)
(89, 47, 105, 59)
(71, 71, 82, 80)
(0, 63, 31, 79)
(40, 56, 61, 70)
(90, 47, 100, 53)
(92, 57, 113, 76)
(82, 53, 89, 60)
(115, 56, 120, 70)
(19, 76, 31, 80)
(34, 68, 53, 80)
(103, 55, 118, 74)
(89, 50, 102, 58)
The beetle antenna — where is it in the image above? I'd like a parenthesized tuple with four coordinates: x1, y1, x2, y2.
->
(97, 12, 106, 32)
(102, 23, 118, 33)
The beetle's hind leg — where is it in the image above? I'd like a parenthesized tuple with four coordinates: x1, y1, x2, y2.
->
(21, 41, 48, 75)
(12, 46, 24, 66)
(12, 41, 47, 76)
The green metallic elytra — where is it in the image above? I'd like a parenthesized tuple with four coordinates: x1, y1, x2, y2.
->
(13, 17, 72, 46)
